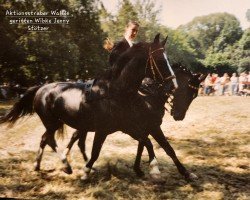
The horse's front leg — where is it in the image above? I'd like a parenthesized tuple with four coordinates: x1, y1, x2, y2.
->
(134, 139, 161, 177)
(81, 131, 107, 180)
(133, 141, 145, 177)
(150, 127, 198, 181)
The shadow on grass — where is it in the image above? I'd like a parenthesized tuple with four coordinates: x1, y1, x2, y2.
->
(0, 148, 249, 199)
(169, 131, 250, 167)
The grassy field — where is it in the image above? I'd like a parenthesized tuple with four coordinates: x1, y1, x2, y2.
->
(0, 96, 249, 200)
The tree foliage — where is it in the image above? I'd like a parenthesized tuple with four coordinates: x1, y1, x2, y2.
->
(178, 12, 246, 73)
(1, 0, 249, 86)
(0, 0, 107, 85)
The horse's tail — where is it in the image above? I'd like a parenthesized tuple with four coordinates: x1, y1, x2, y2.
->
(0, 85, 42, 125)
(56, 124, 67, 140)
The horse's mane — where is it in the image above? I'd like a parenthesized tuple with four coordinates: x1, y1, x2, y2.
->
(95, 42, 148, 82)
(172, 63, 192, 76)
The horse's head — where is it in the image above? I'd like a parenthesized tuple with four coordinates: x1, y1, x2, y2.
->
(145, 34, 177, 89)
(170, 65, 207, 120)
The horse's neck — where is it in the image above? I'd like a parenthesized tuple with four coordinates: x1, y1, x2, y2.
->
(111, 54, 147, 95)
(147, 91, 168, 110)
(175, 68, 190, 87)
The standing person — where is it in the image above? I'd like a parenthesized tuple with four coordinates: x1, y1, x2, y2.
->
(213, 74, 220, 96)
(108, 21, 140, 66)
(220, 73, 230, 95)
(204, 73, 212, 95)
(239, 72, 247, 94)
(247, 71, 250, 90)
(230, 73, 239, 95)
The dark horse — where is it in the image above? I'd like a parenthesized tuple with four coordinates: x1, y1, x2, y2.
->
(60, 64, 206, 179)
(1, 34, 180, 180)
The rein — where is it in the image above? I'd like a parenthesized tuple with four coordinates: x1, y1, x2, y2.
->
(147, 47, 165, 81)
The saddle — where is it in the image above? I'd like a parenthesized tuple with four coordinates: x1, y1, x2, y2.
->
(76, 79, 96, 102)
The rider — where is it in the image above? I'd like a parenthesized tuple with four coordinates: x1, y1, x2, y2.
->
(104, 20, 156, 93)
(105, 21, 140, 66)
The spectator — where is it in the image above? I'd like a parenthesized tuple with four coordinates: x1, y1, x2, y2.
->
(220, 73, 230, 95)
(247, 72, 250, 89)
(230, 73, 238, 95)
(213, 74, 221, 95)
(204, 74, 213, 95)
(239, 72, 247, 93)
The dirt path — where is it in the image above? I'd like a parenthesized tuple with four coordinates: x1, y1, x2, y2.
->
(0, 96, 249, 199)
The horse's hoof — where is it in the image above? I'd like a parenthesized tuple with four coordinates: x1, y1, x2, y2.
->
(134, 169, 145, 177)
(189, 173, 198, 180)
(34, 166, 40, 171)
(62, 166, 73, 174)
(81, 173, 89, 181)
(150, 174, 165, 183)
(185, 172, 198, 181)
(34, 163, 40, 171)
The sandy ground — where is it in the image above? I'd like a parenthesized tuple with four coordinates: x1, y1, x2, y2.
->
(0, 96, 249, 199)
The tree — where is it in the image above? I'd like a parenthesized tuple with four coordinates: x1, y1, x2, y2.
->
(233, 28, 250, 72)
(98, 0, 202, 71)
(133, 0, 161, 41)
(179, 13, 243, 55)
(179, 13, 243, 73)
(246, 9, 250, 22)
(0, 0, 107, 85)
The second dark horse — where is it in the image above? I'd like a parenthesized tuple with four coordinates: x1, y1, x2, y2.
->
(61, 64, 206, 180)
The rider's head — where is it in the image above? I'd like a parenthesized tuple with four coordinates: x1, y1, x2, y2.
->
(124, 21, 139, 42)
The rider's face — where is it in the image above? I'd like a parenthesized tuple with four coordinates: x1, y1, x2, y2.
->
(125, 24, 139, 40)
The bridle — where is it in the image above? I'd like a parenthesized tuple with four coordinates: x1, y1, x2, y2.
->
(146, 46, 177, 89)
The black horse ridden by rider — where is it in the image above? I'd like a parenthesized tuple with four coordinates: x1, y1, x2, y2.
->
(0, 34, 206, 181)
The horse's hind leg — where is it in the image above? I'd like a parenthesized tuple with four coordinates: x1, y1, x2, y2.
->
(78, 131, 88, 161)
(34, 129, 57, 171)
(34, 120, 62, 171)
(81, 132, 107, 180)
(61, 130, 88, 174)
(61, 130, 79, 174)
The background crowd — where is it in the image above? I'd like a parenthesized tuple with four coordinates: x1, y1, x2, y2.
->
(200, 71, 250, 96)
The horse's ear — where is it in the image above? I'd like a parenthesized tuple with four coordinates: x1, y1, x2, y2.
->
(198, 74, 207, 82)
(192, 73, 201, 80)
(154, 33, 160, 43)
(161, 35, 168, 46)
